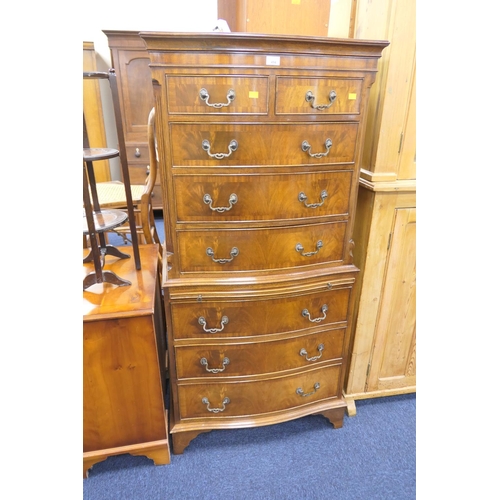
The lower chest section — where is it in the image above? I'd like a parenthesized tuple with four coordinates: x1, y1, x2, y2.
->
(166, 270, 356, 422)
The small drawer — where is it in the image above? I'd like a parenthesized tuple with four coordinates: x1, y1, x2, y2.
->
(169, 283, 351, 340)
(276, 77, 363, 116)
(126, 144, 148, 162)
(175, 328, 346, 379)
(177, 363, 342, 419)
(170, 123, 358, 167)
(166, 75, 269, 115)
(173, 170, 352, 222)
(127, 162, 161, 187)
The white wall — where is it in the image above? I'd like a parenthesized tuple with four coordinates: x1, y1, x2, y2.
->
(83, 0, 219, 67)
(83, 0, 219, 179)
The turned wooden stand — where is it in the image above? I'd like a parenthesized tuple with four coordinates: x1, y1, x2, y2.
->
(83, 70, 141, 291)
(83, 244, 170, 477)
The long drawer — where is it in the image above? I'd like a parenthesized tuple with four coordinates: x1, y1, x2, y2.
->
(169, 123, 359, 167)
(169, 283, 351, 340)
(177, 221, 347, 273)
(175, 328, 346, 379)
(177, 363, 342, 419)
(173, 170, 352, 222)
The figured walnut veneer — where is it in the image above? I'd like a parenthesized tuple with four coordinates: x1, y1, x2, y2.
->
(140, 32, 388, 453)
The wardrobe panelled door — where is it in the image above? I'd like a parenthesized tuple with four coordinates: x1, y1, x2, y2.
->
(140, 32, 389, 454)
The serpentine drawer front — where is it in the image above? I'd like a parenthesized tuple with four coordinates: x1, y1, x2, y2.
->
(177, 364, 343, 420)
(173, 170, 352, 222)
(141, 32, 388, 454)
(176, 221, 347, 273)
(174, 327, 346, 379)
(169, 123, 359, 167)
(169, 282, 351, 340)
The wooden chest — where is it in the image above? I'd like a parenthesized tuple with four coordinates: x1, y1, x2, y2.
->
(83, 245, 170, 476)
(141, 32, 388, 454)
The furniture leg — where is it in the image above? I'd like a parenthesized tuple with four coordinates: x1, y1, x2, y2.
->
(172, 430, 209, 455)
(317, 407, 346, 429)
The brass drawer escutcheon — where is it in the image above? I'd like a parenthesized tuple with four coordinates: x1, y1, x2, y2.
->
(201, 396, 230, 413)
(206, 246, 239, 264)
(298, 190, 328, 208)
(201, 139, 238, 159)
(203, 193, 238, 212)
(305, 90, 337, 110)
(200, 357, 230, 373)
(199, 87, 235, 108)
(198, 315, 229, 333)
(296, 240, 323, 257)
(302, 304, 328, 323)
(299, 344, 325, 362)
(296, 382, 321, 397)
(301, 138, 332, 158)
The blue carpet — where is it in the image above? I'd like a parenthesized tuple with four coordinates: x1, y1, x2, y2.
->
(83, 393, 416, 500)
